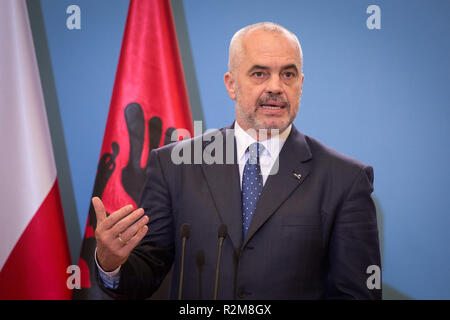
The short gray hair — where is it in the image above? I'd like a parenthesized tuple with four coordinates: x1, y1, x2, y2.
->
(227, 22, 303, 72)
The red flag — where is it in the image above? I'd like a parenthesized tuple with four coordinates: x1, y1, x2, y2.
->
(0, 0, 72, 299)
(73, 0, 193, 299)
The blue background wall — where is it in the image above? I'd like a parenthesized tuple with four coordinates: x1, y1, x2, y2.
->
(34, 0, 450, 299)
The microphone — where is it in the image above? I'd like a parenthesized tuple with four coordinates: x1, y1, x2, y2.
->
(213, 224, 227, 300)
(196, 250, 205, 299)
(178, 223, 191, 300)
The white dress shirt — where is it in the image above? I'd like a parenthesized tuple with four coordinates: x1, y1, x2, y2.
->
(234, 121, 291, 188)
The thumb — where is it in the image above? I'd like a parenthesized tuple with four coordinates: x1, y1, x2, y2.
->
(92, 197, 106, 225)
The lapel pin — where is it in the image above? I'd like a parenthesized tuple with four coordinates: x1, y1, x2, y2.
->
(293, 172, 302, 180)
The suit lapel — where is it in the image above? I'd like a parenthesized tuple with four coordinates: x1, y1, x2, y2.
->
(242, 126, 313, 248)
(201, 126, 243, 249)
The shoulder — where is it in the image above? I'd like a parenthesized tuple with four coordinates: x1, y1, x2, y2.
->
(303, 133, 374, 182)
(306, 135, 368, 167)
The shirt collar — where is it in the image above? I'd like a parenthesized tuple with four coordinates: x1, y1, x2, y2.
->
(234, 121, 292, 162)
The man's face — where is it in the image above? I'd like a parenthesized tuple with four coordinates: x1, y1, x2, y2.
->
(225, 29, 304, 134)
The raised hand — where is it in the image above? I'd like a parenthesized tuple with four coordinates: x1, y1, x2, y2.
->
(93, 196, 149, 272)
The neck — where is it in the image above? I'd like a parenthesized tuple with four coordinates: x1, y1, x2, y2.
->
(235, 121, 287, 141)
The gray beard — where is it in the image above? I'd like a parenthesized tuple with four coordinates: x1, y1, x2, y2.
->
(236, 102, 294, 133)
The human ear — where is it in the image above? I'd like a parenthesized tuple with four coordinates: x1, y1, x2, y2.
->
(224, 72, 236, 100)
(299, 73, 304, 95)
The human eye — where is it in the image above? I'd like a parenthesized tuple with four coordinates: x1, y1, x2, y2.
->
(252, 71, 265, 78)
(282, 71, 296, 79)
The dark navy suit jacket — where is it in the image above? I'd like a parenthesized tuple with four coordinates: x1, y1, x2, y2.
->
(100, 124, 382, 300)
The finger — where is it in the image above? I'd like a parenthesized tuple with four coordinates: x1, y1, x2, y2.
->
(119, 214, 149, 242)
(111, 208, 145, 235)
(102, 204, 135, 230)
(92, 197, 107, 225)
(122, 225, 148, 252)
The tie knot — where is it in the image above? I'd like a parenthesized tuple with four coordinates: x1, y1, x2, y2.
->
(248, 142, 263, 164)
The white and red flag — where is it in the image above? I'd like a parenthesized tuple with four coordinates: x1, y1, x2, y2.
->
(0, 0, 72, 299)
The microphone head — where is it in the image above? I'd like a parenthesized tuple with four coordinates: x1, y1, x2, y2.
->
(218, 224, 228, 239)
(196, 250, 205, 267)
(181, 223, 191, 239)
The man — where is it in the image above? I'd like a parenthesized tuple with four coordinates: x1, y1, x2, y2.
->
(93, 22, 382, 299)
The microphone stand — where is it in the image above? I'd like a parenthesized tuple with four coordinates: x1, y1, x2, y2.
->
(178, 223, 190, 300)
(213, 224, 227, 300)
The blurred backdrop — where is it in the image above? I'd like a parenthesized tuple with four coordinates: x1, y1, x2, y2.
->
(29, 0, 450, 299)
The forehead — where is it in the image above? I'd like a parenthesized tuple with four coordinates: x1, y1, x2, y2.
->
(241, 29, 301, 68)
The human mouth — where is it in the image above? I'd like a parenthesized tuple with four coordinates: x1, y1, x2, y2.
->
(260, 100, 284, 107)
(258, 101, 286, 113)
(260, 105, 282, 110)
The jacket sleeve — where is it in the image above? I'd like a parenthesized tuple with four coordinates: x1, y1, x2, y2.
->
(326, 165, 382, 299)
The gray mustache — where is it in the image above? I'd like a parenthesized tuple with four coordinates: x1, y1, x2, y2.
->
(257, 94, 289, 107)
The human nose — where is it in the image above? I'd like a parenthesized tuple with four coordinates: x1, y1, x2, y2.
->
(265, 74, 283, 94)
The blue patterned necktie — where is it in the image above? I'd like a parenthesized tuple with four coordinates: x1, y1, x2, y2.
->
(242, 142, 264, 238)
